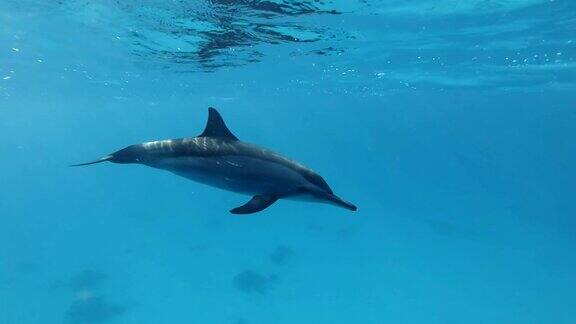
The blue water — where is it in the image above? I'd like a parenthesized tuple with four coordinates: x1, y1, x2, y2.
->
(1, 1, 575, 323)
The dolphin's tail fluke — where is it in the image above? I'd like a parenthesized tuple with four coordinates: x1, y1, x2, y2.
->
(69, 155, 113, 167)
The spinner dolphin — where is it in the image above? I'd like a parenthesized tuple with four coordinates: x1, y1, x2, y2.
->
(72, 108, 357, 214)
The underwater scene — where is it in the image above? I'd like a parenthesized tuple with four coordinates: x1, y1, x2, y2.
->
(1, 0, 575, 323)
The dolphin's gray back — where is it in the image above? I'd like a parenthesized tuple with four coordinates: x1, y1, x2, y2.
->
(138, 137, 334, 194)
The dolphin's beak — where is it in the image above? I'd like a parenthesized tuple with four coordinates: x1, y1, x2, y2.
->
(325, 194, 357, 211)
(69, 155, 113, 167)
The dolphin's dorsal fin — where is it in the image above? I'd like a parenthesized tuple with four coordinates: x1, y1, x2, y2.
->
(199, 107, 238, 140)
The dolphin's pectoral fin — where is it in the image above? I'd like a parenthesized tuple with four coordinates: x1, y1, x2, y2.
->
(230, 195, 278, 215)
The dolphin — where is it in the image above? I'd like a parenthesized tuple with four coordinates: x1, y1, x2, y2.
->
(71, 107, 357, 214)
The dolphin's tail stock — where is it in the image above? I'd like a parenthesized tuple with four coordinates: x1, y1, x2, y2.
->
(69, 155, 113, 167)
